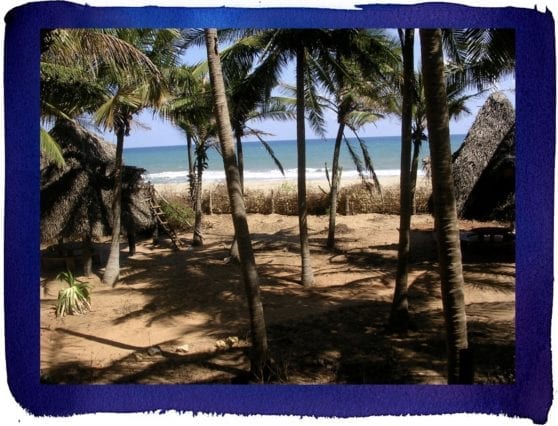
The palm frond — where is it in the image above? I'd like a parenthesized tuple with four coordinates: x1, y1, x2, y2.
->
(344, 134, 381, 195)
(346, 110, 383, 131)
(353, 130, 382, 194)
(44, 29, 161, 82)
(247, 128, 285, 176)
(443, 28, 515, 91)
(40, 127, 65, 167)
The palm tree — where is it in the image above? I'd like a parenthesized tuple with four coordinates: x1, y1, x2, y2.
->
(194, 28, 358, 286)
(420, 28, 471, 384)
(223, 29, 327, 287)
(165, 66, 217, 246)
(40, 29, 159, 167)
(309, 30, 400, 249)
(390, 28, 415, 331)
(41, 29, 173, 285)
(246, 29, 360, 286)
(221, 59, 294, 261)
(204, 28, 269, 380)
(190, 115, 218, 247)
(390, 28, 512, 330)
(95, 77, 168, 285)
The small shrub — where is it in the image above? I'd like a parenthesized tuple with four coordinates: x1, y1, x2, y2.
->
(160, 198, 195, 231)
(56, 270, 91, 317)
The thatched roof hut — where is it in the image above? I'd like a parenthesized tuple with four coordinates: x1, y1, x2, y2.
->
(451, 92, 515, 222)
(41, 120, 154, 244)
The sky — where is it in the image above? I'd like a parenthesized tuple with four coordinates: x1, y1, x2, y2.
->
(97, 30, 516, 149)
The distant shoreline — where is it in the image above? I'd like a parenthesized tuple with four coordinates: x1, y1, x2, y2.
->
(123, 133, 467, 150)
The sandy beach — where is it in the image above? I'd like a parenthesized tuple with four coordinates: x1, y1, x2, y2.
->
(153, 174, 419, 197)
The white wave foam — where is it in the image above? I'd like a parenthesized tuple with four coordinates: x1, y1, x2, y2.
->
(145, 167, 420, 184)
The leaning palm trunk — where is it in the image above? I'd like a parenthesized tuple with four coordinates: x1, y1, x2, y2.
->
(296, 44, 314, 287)
(102, 127, 125, 286)
(420, 28, 470, 384)
(205, 28, 269, 380)
(326, 121, 345, 249)
(228, 133, 245, 263)
(390, 29, 414, 330)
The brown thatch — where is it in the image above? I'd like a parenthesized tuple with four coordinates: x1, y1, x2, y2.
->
(41, 120, 154, 244)
(451, 92, 515, 221)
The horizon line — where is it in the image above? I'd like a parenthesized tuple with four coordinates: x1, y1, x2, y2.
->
(124, 133, 467, 149)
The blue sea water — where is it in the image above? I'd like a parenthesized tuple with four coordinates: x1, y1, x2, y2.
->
(123, 135, 466, 184)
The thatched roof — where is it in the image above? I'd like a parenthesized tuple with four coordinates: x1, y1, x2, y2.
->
(41, 120, 154, 243)
(451, 92, 515, 221)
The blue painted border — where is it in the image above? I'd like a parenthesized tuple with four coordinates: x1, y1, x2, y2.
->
(4, 1, 555, 423)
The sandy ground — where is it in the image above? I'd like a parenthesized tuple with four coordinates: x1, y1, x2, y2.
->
(153, 175, 403, 196)
(40, 206, 515, 384)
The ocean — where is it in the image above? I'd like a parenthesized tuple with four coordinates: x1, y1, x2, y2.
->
(123, 135, 466, 184)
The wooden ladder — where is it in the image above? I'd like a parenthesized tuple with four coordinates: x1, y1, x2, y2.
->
(147, 185, 182, 251)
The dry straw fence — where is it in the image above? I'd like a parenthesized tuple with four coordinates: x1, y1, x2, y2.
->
(160, 182, 432, 222)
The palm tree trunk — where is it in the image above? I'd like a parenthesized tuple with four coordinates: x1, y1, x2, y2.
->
(326, 122, 345, 249)
(205, 28, 269, 379)
(229, 133, 244, 263)
(296, 44, 314, 287)
(193, 154, 204, 247)
(390, 28, 414, 330)
(187, 132, 195, 203)
(409, 137, 421, 214)
(420, 28, 470, 384)
(236, 133, 245, 193)
(102, 127, 125, 286)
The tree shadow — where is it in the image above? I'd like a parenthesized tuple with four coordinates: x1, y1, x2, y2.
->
(41, 217, 515, 384)
(41, 338, 250, 384)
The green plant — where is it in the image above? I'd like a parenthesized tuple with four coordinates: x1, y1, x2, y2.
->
(278, 182, 296, 193)
(56, 270, 91, 317)
(160, 198, 195, 231)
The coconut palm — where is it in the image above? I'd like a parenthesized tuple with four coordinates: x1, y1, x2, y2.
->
(95, 78, 168, 285)
(390, 28, 416, 331)
(219, 42, 294, 190)
(280, 73, 392, 249)
(242, 30, 354, 286)
(67, 31, 170, 286)
(220, 58, 294, 261)
(190, 115, 218, 247)
(97, 29, 184, 282)
(390, 28, 513, 330)
(165, 65, 218, 246)
(420, 28, 470, 384)
(247, 29, 407, 284)
(390, 40, 479, 330)
(41, 29, 176, 285)
(204, 28, 269, 380)
(189, 28, 356, 286)
(308, 30, 400, 249)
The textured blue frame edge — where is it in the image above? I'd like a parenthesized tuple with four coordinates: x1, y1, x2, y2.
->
(3, 1, 555, 423)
